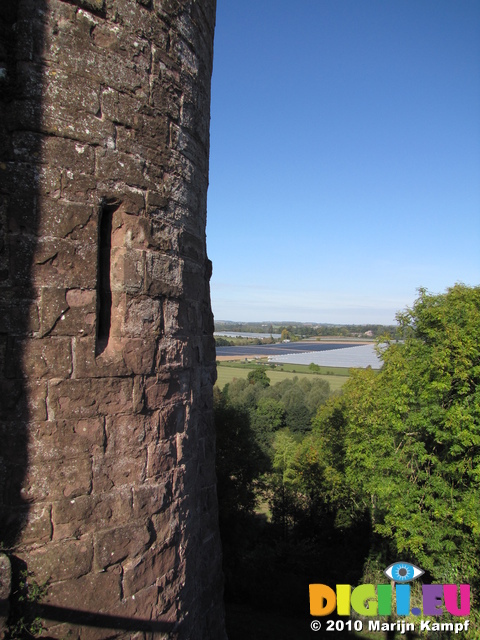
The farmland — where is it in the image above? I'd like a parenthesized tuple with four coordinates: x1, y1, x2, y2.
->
(215, 360, 349, 392)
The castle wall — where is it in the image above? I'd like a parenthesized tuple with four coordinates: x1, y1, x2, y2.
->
(0, 0, 225, 637)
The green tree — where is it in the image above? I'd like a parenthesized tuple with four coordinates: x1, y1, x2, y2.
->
(223, 378, 263, 410)
(268, 430, 301, 540)
(342, 284, 480, 586)
(214, 387, 270, 547)
(275, 383, 306, 432)
(247, 366, 270, 388)
(251, 397, 286, 455)
(305, 399, 350, 515)
(214, 391, 262, 521)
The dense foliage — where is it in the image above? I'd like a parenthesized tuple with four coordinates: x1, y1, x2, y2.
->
(341, 285, 480, 585)
(214, 367, 370, 614)
(215, 284, 480, 632)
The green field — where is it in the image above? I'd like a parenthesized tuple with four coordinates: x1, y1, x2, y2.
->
(215, 361, 349, 392)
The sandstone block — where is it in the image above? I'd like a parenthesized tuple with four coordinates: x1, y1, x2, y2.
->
(52, 490, 133, 540)
(39, 288, 69, 337)
(110, 247, 145, 293)
(105, 185, 146, 216)
(5, 337, 72, 380)
(33, 238, 98, 289)
(10, 131, 41, 164)
(8, 236, 36, 287)
(104, 413, 157, 454)
(178, 228, 204, 263)
(145, 192, 170, 214)
(6, 99, 42, 136)
(182, 261, 206, 301)
(0, 380, 48, 421)
(37, 198, 94, 240)
(0, 287, 33, 333)
(96, 149, 148, 189)
(74, 337, 130, 378)
(94, 521, 151, 569)
(101, 88, 142, 128)
(169, 122, 207, 176)
(181, 91, 211, 147)
(28, 538, 94, 583)
(60, 172, 98, 203)
(158, 403, 185, 439)
(111, 212, 175, 253)
(14, 454, 92, 502)
(8, 504, 53, 545)
(27, 419, 104, 463)
(13, 17, 37, 62)
(150, 77, 182, 121)
(93, 449, 147, 492)
(123, 543, 177, 598)
(151, 508, 181, 547)
(143, 376, 174, 411)
(109, 291, 128, 341)
(132, 481, 172, 519)
(45, 569, 122, 613)
(129, 112, 170, 152)
(76, 43, 150, 96)
(115, 125, 169, 168)
(144, 252, 182, 297)
(111, 210, 140, 248)
(43, 69, 101, 116)
(148, 218, 178, 253)
(123, 295, 162, 338)
(202, 333, 217, 365)
(132, 375, 146, 414)
(0, 336, 5, 379)
(40, 135, 96, 174)
(161, 298, 188, 337)
(29, 380, 48, 421)
(146, 439, 177, 479)
(156, 338, 193, 369)
(41, 109, 116, 146)
(48, 378, 133, 419)
(43, 289, 97, 337)
(36, 164, 63, 200)
(122, 338, 156, 374)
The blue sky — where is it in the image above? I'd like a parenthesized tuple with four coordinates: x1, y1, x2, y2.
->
(206, 0, 480, 324)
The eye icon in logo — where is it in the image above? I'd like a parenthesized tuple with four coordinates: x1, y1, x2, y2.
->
(384, 562, 424, 582)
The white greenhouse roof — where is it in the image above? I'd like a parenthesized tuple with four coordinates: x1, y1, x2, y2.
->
(269, 344, 382, 369)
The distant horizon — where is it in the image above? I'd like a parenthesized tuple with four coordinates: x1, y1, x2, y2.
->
(214, 319, 397, 327)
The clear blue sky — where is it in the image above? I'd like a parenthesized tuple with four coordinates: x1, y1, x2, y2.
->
(206, 0, 480, 324)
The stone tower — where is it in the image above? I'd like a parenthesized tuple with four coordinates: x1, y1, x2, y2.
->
(0, 0, 225, 638)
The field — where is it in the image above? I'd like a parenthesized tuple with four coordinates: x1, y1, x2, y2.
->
(215, 360, 349, 392)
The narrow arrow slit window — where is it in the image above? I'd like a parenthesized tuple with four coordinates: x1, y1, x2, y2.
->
(96, 199, 121, 355)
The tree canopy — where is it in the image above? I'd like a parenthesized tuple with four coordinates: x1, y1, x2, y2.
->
(315, 284, 480, 586)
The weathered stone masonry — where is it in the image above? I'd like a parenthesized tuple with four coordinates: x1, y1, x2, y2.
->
(0, 0, 225, 638)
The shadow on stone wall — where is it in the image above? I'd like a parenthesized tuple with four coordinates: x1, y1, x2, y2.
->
(0, 0, 45, 631)
(0, 0, 44, 550)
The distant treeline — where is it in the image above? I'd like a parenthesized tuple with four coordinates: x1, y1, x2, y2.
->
(215, 321, 396, 339)
(215, 336, 275, 347)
